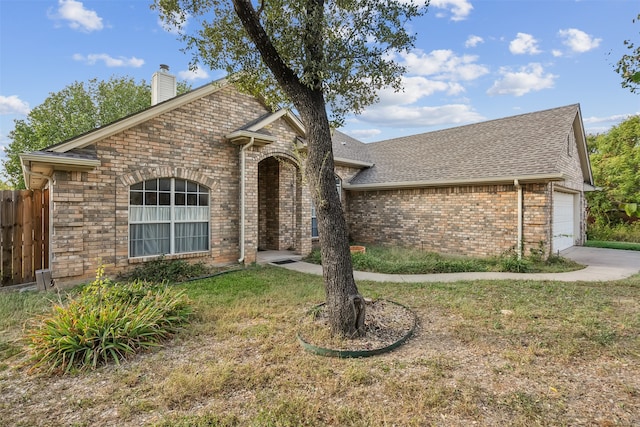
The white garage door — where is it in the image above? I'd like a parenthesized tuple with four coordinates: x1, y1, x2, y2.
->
(553, 191, 576, 252)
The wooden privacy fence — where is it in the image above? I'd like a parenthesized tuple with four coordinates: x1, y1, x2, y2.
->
(1, 189, 49, 287)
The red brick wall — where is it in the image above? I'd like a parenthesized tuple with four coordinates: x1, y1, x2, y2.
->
(50, 85, 310, 285)
(346, 183, 551, 258)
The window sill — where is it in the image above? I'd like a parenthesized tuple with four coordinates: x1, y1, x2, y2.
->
(128, 251, 210, 264)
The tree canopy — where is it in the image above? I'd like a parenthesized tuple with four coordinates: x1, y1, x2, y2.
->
(155, 0, 425, 125)
(615, 13, 640, 94)
(587, 115, 640, 224)
(3, 76, 190, 189)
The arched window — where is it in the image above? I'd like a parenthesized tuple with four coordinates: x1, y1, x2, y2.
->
(129, 178, 209, 257)
(311, 175, 342, 238)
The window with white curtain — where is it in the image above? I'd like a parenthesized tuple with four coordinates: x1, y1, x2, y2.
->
(129, 178, 209, 257)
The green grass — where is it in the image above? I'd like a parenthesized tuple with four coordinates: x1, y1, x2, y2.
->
(585, 240, 640, 251)
(305, 245, 583, 274)
(1, 267, 639, 426)
(0, 290, 63, 366)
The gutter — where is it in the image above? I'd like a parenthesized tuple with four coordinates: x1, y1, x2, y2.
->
(343, 173, 567, 191)
(514, 179, 523, 259)
(237, 137, 255, 263)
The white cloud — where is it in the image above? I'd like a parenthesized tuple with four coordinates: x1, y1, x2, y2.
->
(558, 28, 601, 53)
(50, 0, 103, 32)
(465, 35, 484, 48)
(178, 67, 210, 81)
(357, 103, 485, 128)
(583, 113, 640, 125)
(367, 49, 488, 116)
(345, 128, 382, 140)
(487, 63, 557, 96)
(430, 0, 473, 21)
(551, 50, 563, 58)
(375, 76, 464, 107)
(73, 53, 144, 68)
(509, 33, 541, 55)
(0, 95, 30, 115)
(399, 49, 489, 81)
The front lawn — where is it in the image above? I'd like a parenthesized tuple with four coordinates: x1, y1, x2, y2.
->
(585, 240, 640, 251)
(305, 245, 584, 274)
(1, 267, 639, 426)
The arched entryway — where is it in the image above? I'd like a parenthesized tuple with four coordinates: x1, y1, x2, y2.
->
(257, 156, 303, 251)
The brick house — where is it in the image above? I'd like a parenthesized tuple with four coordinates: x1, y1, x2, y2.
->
(20, 69, 594, 285)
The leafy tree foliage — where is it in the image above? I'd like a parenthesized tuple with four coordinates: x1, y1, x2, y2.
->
(615, 14, 640, 94)
(3, 76, 190, 189)
(587, 115, 640, 224)
(155, 0, 427, 337)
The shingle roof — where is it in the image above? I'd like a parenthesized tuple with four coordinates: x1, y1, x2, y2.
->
(331, 129, 374, 164)
(341, 104, 582, 186)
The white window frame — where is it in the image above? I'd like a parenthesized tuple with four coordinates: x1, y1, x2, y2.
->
(129, 178, 210, 258)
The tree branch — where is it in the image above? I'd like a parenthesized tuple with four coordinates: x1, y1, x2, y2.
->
(231, 0, 302, 97)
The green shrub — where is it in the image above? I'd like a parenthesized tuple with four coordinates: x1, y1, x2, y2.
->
(117, 257, 210, 284)
(26, 267, 193, 374)
(587, 221, 640, 243)
(499, 255, 532, 273)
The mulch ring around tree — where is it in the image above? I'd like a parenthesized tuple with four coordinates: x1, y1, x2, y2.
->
(297, 299, 417, 358)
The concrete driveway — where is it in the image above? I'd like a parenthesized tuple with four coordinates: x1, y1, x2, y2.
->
(274, 246, 640, 283)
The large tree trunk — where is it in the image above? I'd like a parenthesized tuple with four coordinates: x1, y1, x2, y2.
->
(232, 0, 365, 337)
(297, 89, 366, 338)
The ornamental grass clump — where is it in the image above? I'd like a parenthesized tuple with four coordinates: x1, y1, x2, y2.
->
(26, 266, 193, 374)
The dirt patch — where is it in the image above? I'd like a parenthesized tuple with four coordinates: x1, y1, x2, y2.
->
(298, 299, 416, 353)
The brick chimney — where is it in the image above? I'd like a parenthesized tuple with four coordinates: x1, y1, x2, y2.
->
(151, 64, 176, 105)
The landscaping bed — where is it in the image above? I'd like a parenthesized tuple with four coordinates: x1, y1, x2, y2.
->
(306, 245, 584, 274)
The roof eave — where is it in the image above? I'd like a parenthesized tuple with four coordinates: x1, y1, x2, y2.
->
(225, 130, 277, 146)
(20, 152, 101, 189)
(20, 152, 101, 170)
(572, 106, 595, 186)
(343, 174, 567, 191)
(334, 157, 374, 169)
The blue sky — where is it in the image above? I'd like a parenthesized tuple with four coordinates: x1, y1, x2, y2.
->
(1, 0, 639, 156)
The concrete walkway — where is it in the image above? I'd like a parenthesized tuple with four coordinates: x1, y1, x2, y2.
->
(267, 246, 640, 283)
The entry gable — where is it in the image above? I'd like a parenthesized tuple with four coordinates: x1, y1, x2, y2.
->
(226, 108, 305, 146)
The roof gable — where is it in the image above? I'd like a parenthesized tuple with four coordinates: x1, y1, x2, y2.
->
(47, 78, 231, 154)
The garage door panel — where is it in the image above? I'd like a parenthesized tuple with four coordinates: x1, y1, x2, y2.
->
(553, 191, 575, 252)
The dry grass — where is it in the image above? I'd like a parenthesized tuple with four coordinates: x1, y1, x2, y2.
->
(1, 266, 639, 426)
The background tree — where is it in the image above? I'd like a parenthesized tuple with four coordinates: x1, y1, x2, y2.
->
(615, 13, 640, 94)
(3, 76, 190, 189)
(155, 0, 427, 337)
(587, 115, 640, 225)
